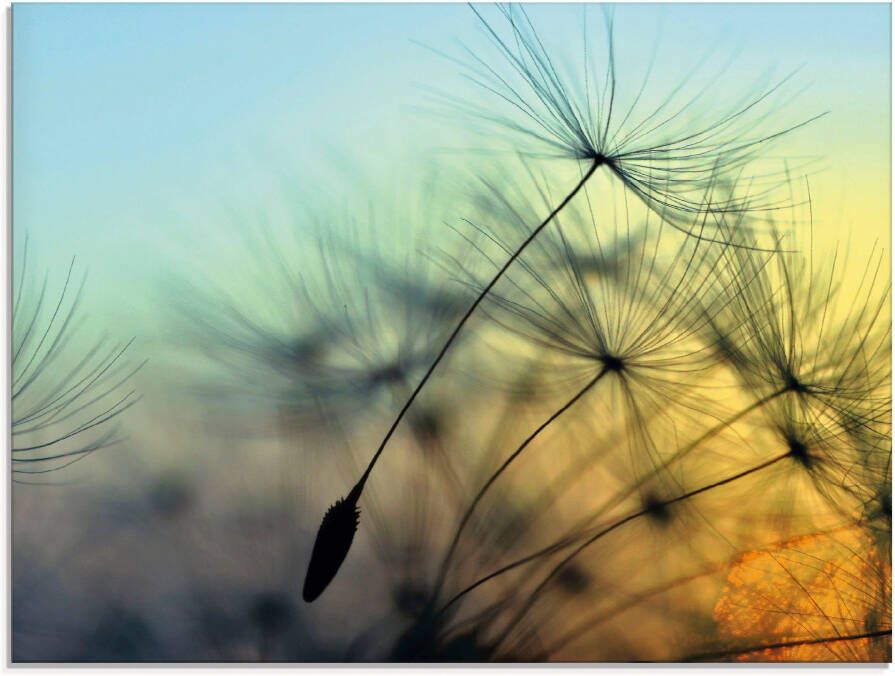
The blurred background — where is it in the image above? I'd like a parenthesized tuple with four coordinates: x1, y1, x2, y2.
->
(11, 3, 891, 662)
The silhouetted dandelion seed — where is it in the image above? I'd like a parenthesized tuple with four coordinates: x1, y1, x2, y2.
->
(303, 483, 362, 603)
(437, 4, 825, 237)
(179, 213, 471, 439)
(699, 192, 891, 437)
(425, 176, 753, 601)
(302, 3, 832, 605)
(11, 237, 143, 478)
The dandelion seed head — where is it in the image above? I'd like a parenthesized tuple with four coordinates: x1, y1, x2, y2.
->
(451, 167, 734, 422)
(555, 565, 591, 594)
(783, 373, 808, 395)
(178, 193, 472, 441)
(703, 209, 891, 454)
(444, 4, 822, 234)
(785, 436, 812, 469)
(600, 353, 625, 374)
(147, 473, 193, 520)
(642, 492, 673, 525)
(367, 362, 409, 389)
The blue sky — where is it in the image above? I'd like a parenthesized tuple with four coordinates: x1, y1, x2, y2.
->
(13, 3, 891, 341)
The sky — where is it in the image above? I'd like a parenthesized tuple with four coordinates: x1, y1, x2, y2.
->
(12, 2, 891, 343)
(10, 5, 893, 661)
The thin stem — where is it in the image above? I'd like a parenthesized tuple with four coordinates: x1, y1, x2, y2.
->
(682, 629, 892, 662)
(353, 158, 601, 494)
(490, 393, 655, 555)
(577, 386, 788, 529)
(438, 387, 788, 613)
(537, 562, 726, 659)
(492, 451, 792, 651)
(537, 521, 870, 659)
(301, 160, 603, 605)
(432, 366, 609, 599)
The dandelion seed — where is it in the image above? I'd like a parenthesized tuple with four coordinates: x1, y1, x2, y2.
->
(700, 194, 891, 438)
(179, 208, 472, 439)
(302, 483, 362, 603)
(641, 491, 673, 526)
(743, 396, 891, 526)
(11, 238, 143, 477)
(443, 4, 824, 235)
(304, 2, 827, 602)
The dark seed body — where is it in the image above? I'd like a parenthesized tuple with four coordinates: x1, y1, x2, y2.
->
(302, 492, 361, 602)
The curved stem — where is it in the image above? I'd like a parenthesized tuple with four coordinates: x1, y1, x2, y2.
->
(574, 386, 788, 530)
(538, 560, 727, 659)
(353, 159, 601, 495)
(432, 367, 609, 599)
(438, 387, 788, 614)
(537, 521, 869, 659)
(492, 451, 792, 652)
(682, 629, 892, 662)
(489, 399, 670, 555)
